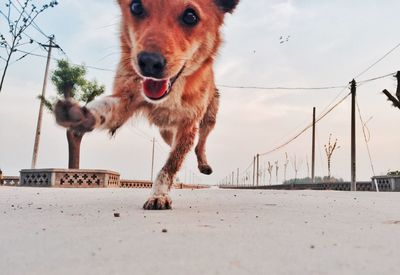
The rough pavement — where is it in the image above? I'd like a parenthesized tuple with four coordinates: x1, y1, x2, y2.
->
(1, 187, 400, 275)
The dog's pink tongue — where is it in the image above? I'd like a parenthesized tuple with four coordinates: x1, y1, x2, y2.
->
(143, 79, 168, 100)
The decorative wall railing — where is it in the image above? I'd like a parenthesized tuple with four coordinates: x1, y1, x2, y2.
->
(19, 169, 120, 188)
(0, 176, 20, 186)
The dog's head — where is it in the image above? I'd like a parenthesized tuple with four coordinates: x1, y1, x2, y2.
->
(117, 0, 239, 102)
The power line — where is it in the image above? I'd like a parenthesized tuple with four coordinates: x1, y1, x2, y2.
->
(18, 48, 399, 88)
(128, 127, 152, 142)
(132, 125, 153, 140)
(12, 0, 66, 56)
(354, 41, 400, 79)
(358, 71, 397, 86)
(218, 84, 347, 91)
(259, 91, 351, 157)
(13, 49, 115, 72)
(356, 99, 376, 176)
(13, 45, 41, 62)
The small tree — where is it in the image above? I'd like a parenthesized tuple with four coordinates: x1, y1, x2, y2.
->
(291, 155, 303, 185)
(283, 152, 289, 183)
(41, 60, 105, 169)
(324, 134, 340, 180)
(262, 162, 266, 185)
(275, 160, 279, 184)
(0, 0, 58, 92)
(291, 155, 298, 186)
(267, 161, 273, 185)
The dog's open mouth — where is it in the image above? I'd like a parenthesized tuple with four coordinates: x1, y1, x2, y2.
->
(142, 78, 171, 101)
(141, 66, 185, 101)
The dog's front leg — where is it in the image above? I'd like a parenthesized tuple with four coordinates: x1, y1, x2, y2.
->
(55, 93, 137, 134)
(143, 124, 198, 210)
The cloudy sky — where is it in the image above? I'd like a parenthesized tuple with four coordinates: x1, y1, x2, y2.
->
(1, 0, 399, 185)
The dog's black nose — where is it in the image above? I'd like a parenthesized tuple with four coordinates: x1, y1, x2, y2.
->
(137, 52, 166, 78)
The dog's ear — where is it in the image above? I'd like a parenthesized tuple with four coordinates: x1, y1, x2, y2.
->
(215, 0, 240, 13)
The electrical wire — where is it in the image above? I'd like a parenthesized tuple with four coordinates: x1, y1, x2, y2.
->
(259, 91, 351, 157)
(356, 98, 376, 176)
(358, 71, 397, 86)
(218, 84, 347, 91)
(12, 49, 115, 72)
(354, 42, 400, 80)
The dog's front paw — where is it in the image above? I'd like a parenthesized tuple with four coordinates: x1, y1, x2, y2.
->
(143, 195, 172, 210)
(199, 164, 213, 175)
(54, 100, 96, 133)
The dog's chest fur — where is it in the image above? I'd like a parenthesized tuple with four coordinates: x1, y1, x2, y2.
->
(146, 83, 210, 128)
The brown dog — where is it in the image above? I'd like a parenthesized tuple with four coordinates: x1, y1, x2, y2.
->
(55, 0, 240, 210)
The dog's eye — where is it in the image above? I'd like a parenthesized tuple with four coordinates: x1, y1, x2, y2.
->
(130, 0, 144, 17)
(182, 9, 199, 26)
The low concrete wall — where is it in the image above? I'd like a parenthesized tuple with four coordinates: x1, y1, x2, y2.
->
(20, 169, 120, 188)
(372, 176, 400, 191)
(4, 170, 210, 189)
(219, 181, 397, 192)
(120, 180, 152, 188)
(0, 176, 20, 186)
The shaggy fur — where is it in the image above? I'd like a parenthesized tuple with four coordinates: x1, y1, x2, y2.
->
(55, 0, 240, 210)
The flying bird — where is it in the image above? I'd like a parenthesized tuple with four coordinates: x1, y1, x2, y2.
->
(279, 35, 291, 45)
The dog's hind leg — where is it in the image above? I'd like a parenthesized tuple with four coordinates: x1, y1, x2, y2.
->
(195, 92, 219, 175)
(143, 124, 197, 210)
(160, 129, 174, 147)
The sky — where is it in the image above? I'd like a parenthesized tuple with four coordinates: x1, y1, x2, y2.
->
(1, 0, 400, 185)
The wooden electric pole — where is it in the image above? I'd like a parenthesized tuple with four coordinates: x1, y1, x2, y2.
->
(252, 155, 256, 186)
(351, 80, 357, 191)
(311, 107, 316, 183)
(256, 154, 260, 186)
(237, 168, 239, 186)
(31, 36, 58, 169)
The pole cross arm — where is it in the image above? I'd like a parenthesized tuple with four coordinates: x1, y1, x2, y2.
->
(396, 71, 400, 101)
(382, 89, 400, 109)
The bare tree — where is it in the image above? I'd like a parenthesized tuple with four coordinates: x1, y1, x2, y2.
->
(324, 134, 340, 180)
(382, 71, 400, 110)
(290, 155, 304, 184)
(291, 155, 298, 184)
(262, 162, 266, 185)
(283, 152, 289, 183)
(0, 0, 58, 92)
(267, 161, 273, 185)
(274, 160, 279, 184)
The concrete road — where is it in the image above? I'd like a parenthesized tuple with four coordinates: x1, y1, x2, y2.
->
(1, 187, 400, 275)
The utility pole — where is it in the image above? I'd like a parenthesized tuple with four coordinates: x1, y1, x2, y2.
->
(311, 107, 316, 183)
(237, 168, 239, 186)
(351, 80, 357, 191)
(256, 154, 260, 186)
(150, 138, 155, 181)
(252, 155, 256, 186)
(31, 36, 57, 169)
